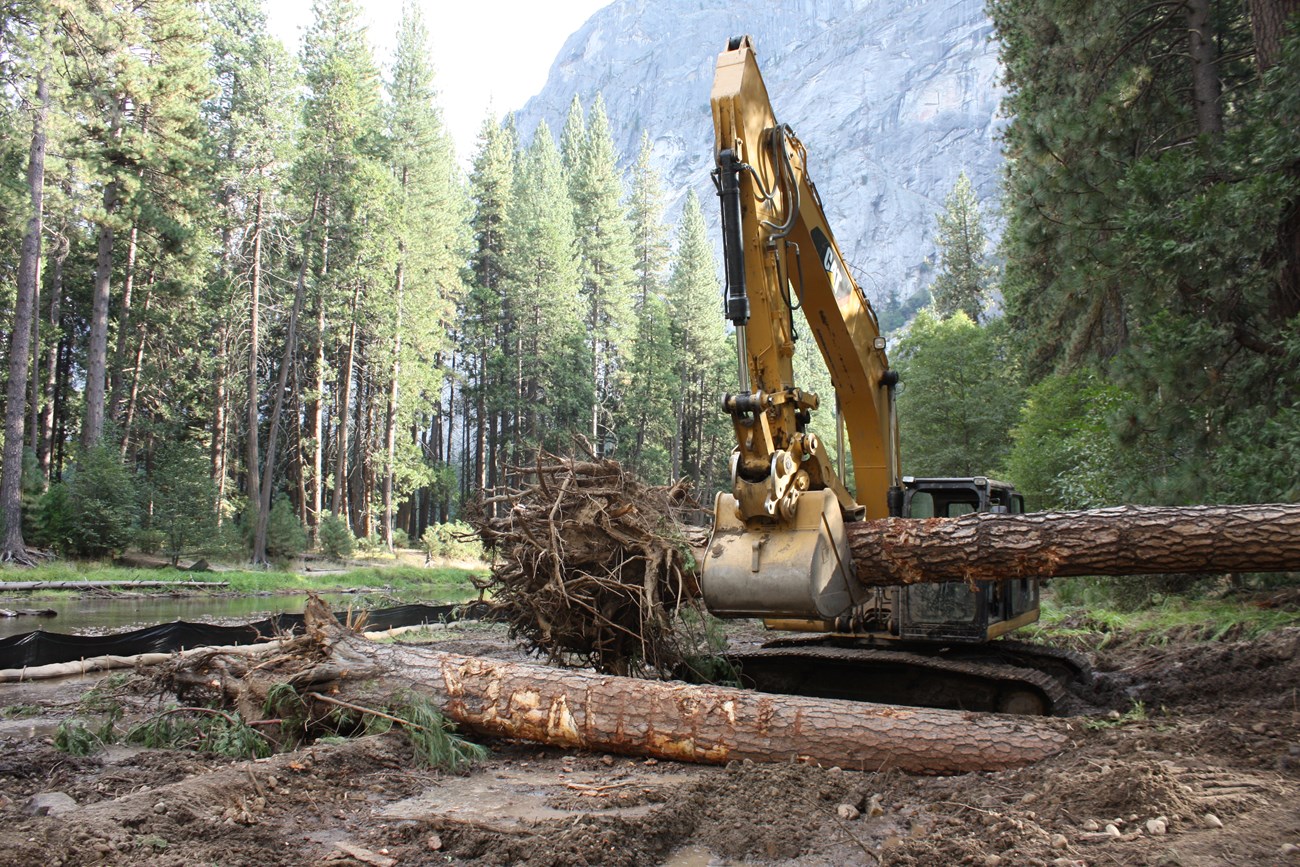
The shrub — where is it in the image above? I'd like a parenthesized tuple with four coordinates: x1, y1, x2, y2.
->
(391, 528, 410, 548)
(135, 528, 165, 555)
(421, 521, 484, 561)
(66, 442, 139, 557)
(145, 441, 218, 566)
(317, 513, 355, 561)
(28, 482, 75, 553)
(265, 496, 306, 560)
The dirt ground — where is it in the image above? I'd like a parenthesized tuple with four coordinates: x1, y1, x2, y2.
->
(0, 621, 1297, 867)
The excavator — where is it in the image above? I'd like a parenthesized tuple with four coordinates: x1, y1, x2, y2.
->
(700, 36, 1086, 715)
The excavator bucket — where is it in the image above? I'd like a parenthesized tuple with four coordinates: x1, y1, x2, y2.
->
(701, 489, 863, 620)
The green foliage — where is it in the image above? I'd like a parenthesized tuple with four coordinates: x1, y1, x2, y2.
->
(55, 707, 122, 757)
(991, 3, 1300, 506)
(929, 171, 996, 323)
(420, 521, 484, 561)
(126, 708, 272, 759)
(894, 311, 1022, 477)
(1005, 370, 1133, 509)
(389, 690, 488, 771)
(264, 495, 306, 560)
(145, 440, 218, 565)
(1037, 588, 1300, 645)
(27, 482, 75, 553)
(317, 513, 355, 560)
(667, 190, 732, 489)
(65, 442, 140, 557)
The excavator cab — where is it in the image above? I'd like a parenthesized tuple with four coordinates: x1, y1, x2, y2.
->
(898, 477, 1040, 642)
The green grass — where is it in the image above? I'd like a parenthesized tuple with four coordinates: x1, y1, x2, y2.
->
(1028, 586, 1300, 647)
(0, 561, 486, 598)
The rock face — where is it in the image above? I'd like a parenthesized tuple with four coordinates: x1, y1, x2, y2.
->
(513, 0, 1005, 310)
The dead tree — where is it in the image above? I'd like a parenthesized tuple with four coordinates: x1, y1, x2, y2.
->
(168, 599, 1070, 775)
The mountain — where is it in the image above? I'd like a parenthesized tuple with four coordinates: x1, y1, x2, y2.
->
(512, 0, 1005, 312)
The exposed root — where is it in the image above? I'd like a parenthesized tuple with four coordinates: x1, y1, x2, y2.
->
(0, 545, 53, 566)
(470, 448, 708, 676)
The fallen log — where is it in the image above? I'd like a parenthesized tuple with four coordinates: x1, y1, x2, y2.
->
(0, 580, 229, 591)
(845, 503, 1300, 586)
(168, 599, 1071, 774)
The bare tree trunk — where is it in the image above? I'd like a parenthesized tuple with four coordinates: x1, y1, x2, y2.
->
(307, 206, 329, 544)
(107, 221, 140, 424)
(843, 504, 1300, 586)
(2, 65, 48, 562)
(254, 193, 319, 564)
(1187, 0, 1223, 138)
(210, 322, 229, 522)
(382, 263, 404, 551)
(118, 274, 154, 459)
(37, 233, 67, 482)
(247, 185, 264, 553)
(331, 281, 361, 522)
(215, 602, 1067, 774)
(84, 177, 118, 449)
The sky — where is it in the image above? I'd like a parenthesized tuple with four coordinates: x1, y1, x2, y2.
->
(265, 0, 611, 162)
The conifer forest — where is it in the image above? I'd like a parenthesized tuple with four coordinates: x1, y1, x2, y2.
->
(0, 0, 1297, 567)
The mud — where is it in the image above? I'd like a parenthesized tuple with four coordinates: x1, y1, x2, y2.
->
(0, 624, 1297, 866)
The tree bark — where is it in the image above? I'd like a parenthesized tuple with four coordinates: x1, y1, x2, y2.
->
(224, 601, 1069, 774)
(2, 64, 49, 562)
(844, 504, 1300, 586)
(1248, 0, 1300, 72)
(1187, 0, 1222, 138)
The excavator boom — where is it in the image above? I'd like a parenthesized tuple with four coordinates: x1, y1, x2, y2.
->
(703, 36, 901, 623)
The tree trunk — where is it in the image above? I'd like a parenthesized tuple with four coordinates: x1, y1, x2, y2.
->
(37, 233, 67, 482)
(1, 64, 48, 562)
(1248, 0, 1300, 72)
(210, 321, 229, 522)
(331, 281, 361, 521)
(254, 192, 319, 564)
(118, 275, 154, 459)
(107, 220, 140, 424)
(246, 184, 264, 548)
(382, 262, 404, 551)
(1187, 0, 1222, 138)
(84, 178, 117, 449)
(844, 504, 1300, 586)
(210, 600, 1069, 774)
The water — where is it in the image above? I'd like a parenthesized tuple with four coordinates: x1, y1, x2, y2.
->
(0, 588, 480, 640)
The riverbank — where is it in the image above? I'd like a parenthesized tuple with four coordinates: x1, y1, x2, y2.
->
(0, 557, 488, 600)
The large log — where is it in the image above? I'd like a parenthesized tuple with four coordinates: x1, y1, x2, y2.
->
(176, 600, 1071, 775)
(845, 503, 1300, 586)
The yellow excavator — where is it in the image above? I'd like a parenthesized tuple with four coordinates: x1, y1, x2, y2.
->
(701, 36, 1085, 714)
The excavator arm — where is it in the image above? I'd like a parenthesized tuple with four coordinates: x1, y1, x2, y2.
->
(702, 36, 902, 623)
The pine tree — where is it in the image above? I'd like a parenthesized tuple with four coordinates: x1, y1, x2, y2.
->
(383, 1, 466, 547)
(462, 114, 515, 498)
(929, 172, 996, 323)
(205, 0, 296, 563)
(296, 0, 389, 535)
(894, 310, 1022, 478)
(505, 122, 589, 449)
(569, 94, 636, 450)
(619, 133, 675, 481)
(666, 190, 730, 486)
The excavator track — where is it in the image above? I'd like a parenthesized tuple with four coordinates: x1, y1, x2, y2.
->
(723, 638, 1087, 716)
